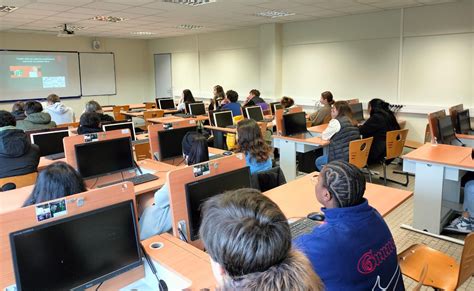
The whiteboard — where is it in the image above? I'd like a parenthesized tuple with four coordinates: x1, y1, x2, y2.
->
(79, 52, 116, 96)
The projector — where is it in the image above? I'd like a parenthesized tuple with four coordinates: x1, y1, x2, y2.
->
(57, 24, 75, 37)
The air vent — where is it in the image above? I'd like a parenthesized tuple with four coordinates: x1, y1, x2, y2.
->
(0, 6, 18, 13)
(256, 10, 295, 18)
(163, 0, 216, 6)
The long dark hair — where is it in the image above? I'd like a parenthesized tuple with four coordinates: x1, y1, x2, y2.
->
(333, 101, 355, 123)
(368, 98, 399, 128)
(183, 89, 195, 104)
(182, 132, 209, 165)
(236, 119, 272, 163)
(24, 162, 86, 206)
(321, 91, 334, 105)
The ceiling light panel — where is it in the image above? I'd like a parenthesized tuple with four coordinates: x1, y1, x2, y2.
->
(177, 24, 204, 29)
(0, 6, 18, 13)
(91, 16, 128, 23)
(256, 10, 296, 18)
(131, 31, 156, 35)
(163, 0, 216, 6)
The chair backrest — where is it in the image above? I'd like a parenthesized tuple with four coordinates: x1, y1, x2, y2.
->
(346, 98, 360, 105)
(143, 110, 165, 126)
(456, 232, 474, 287)
(134, 142, 151, 161)
(349, 137, 374, 169)
(112, 105, 130, 121)
(424, 123, 431, 144)
(145, 102, 155, 110)
(428, 110, 446, 143)
(0, 172, 38, 191)
(386, 129, 409, 160)
(250, 166, 286, 192)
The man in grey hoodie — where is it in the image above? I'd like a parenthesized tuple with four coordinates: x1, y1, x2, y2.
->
(43, 94, 75, 125)
(16, 101, 56, 132)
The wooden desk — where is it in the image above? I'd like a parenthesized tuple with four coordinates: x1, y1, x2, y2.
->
(38, 157, 66, 171)
(264, 172, 412, 218)
(308, 124, 328, 135)
(272, 133, 329, 181)
(148, 115, 209, 124)
(403, 143, 474, 235)
(103, 104, 146, 112)
(142, 233, 215, 290)
(205, 122, 273, 150)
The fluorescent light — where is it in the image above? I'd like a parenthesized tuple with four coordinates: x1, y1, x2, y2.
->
(163, 0, 216, 6)
(256, 10, 295, 18)
(0, 6, 18, 13)
(131, 31, 156, 35)
(177, 24, 203, 30)
(54, 25, 85, 31)
(91, 16, 127, 23)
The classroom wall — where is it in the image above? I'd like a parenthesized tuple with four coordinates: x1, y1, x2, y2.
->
(0, 32, 151, 117)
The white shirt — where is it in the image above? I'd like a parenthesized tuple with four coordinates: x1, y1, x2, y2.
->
(322, 119, 341, 141)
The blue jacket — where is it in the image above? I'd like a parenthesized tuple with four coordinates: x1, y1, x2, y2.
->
(294, 199, 404, 291)
(245, 153, 272, 174)
(222, 102, 242, 117)
(139, 183, 172, 240)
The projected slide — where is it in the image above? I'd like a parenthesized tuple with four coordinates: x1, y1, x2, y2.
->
(0, 51, 81, 101)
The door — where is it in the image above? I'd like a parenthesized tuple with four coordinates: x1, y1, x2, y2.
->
(154, 53, 172, 98)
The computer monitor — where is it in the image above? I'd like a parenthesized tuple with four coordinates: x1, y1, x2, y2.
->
(185, 167, 251, 241)
(102, 121, 136, 141)
(245, 106, 264, 122)
(457, 109, 471, 134)
(156, 98, 176, 110)
(188, 103, 206, 116)
(75, 137, 135, 179)
(437, 116, 456, 144)
(270, 102, 282, 115)
(158, 126, 198, 160)
(350, 103, 364, 122)
(283, 112, 307, 136)
(10, 200, 142, 291)
(213, 111, 234, 127)
(30, 129, 69, 157)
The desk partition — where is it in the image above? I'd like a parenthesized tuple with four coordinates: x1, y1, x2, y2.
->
(274, 106, 303, 136)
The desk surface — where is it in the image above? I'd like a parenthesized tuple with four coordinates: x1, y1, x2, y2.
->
(272, 133, 329, 146)
(148, 115, 208, 124)
(264, 172, 413, 218)
(103, 104, 146, 112)
(403, 143, 473, 169)
(308, 124, 328, 133)
(457, 133, 474, 140)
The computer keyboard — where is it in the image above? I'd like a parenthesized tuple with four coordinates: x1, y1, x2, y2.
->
(45, 152, 65, 160)
(97, 173, 159, 188)
(290, 218, 321, 239)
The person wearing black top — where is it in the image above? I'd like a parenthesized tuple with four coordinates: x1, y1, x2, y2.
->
(84, 100, 115, 123)
(244, 89, 265, 107)
(77, 112, 103, 135)
(359, 99, 400, 164)
(11, 101, 27, 121)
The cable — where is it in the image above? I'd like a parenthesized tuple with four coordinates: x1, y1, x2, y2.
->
(178, 228, 188, 243)
(120, 171, 125, 182)
(95, 282, 103, 291)
(90, 177, 99, 189)
(140, 244, 168, 291)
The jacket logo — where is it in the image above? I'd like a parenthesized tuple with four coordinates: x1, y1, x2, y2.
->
(357, 239, 396, 274)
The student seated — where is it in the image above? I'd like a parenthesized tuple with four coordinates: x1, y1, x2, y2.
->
(236, 119, 272, 174)
(177, 89, 196, 112)
(359, 98, 400, 165)
(209, 85, 225, 111)
(77, 112, 103, 135)
(244, 89, 265, 107)
(23, 162, 86, 206)
(11, 101, 26, 121)
(139, 131, 209, 240)
(0, 111, 40, 179)
(280, 96, 296, 109)
(294, 161, 404, 290)
(84, 100, 115, 123)
(221, 90, 242, 117)
(200, 188, 323, 290)
(16, 101, 56, 131)
(315, 101, 359, 171)
(43, 93, 75, 124)
(309, 91, 334, 126)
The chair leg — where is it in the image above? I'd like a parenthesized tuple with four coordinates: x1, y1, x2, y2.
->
(364, 166, 372, 183)
(383, 163, 387, 186)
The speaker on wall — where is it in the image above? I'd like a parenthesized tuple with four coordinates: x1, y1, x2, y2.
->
(92, 40, 101, 50)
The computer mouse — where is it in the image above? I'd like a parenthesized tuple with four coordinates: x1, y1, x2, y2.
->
(223, 151, 233, 156)
(307, 212, 325, 221)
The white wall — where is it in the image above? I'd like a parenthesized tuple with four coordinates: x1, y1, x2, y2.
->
(0, 32, 151, 116)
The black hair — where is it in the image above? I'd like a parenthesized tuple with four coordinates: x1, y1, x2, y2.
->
(183, 89, 196, 104)
(84, 100, 102, 113)
(368, 98, 398, 127)
(226, 90, 239, 103)
(0, 110, 16, 127)
(24, 101, 43, 115)
(182, 131, 209, 165)
(23, 162, 86, 206)
(80, 112, 101, 128)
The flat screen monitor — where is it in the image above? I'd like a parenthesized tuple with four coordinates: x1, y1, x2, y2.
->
(156, 98, 176, 110)
(30, 129, 69, 157)
(213, 111, 234, 128)
(437, 116, 456, 144)
(283, 112, 307, 136)
(102, 121, 136, 141)
(245, 106, 264, 122)
(270, 102, 282, 115)
(75, 137, 134, 179)
(189, 103, 206, 116)
(10, 200, 142, 291)
(457, 109, 471, 134)
(350, 103, 364, 122)
(185, 167, 251, 241)
(158, 126, 198, 160)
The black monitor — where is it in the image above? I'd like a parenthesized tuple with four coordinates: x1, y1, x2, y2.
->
(102, 121, 136, 141)
(283, 112, 307, 136)
(213, 111, 234, 127)
(185, 167, 251, 241)
(350, 103, 364, 122)
(270, 102, 282, 115)
(457, 109, 471, 134)
(30, 129, 69, 157)
(189, 103, 206, 116)
(437, 116, 456, 144)
(158, 126, 198, 160)
(156, 98, 176, 110)
(75, 137, 135, 179)
(245, 106, 264, 122)
(10, 200, 142, 291)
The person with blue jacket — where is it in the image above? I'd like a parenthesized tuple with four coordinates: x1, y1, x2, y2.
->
(139, 131, 209, 240)
(221, 90, 242, 117)
(294, 161, 404, 291)
(235, 119, 272, 174)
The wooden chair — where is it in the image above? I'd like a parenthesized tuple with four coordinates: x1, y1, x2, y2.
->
(143, 110, 165, 127)
(134, 142, 151, 161)
(112, 105, 130, 121)
(145, 102, 155, 110)
(381, 128, 409, 186)
(349, 137, 374, 182)
(398, 232, 474, 291)
(346, 98, 360, 105)
(0, 172, 38, 191)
